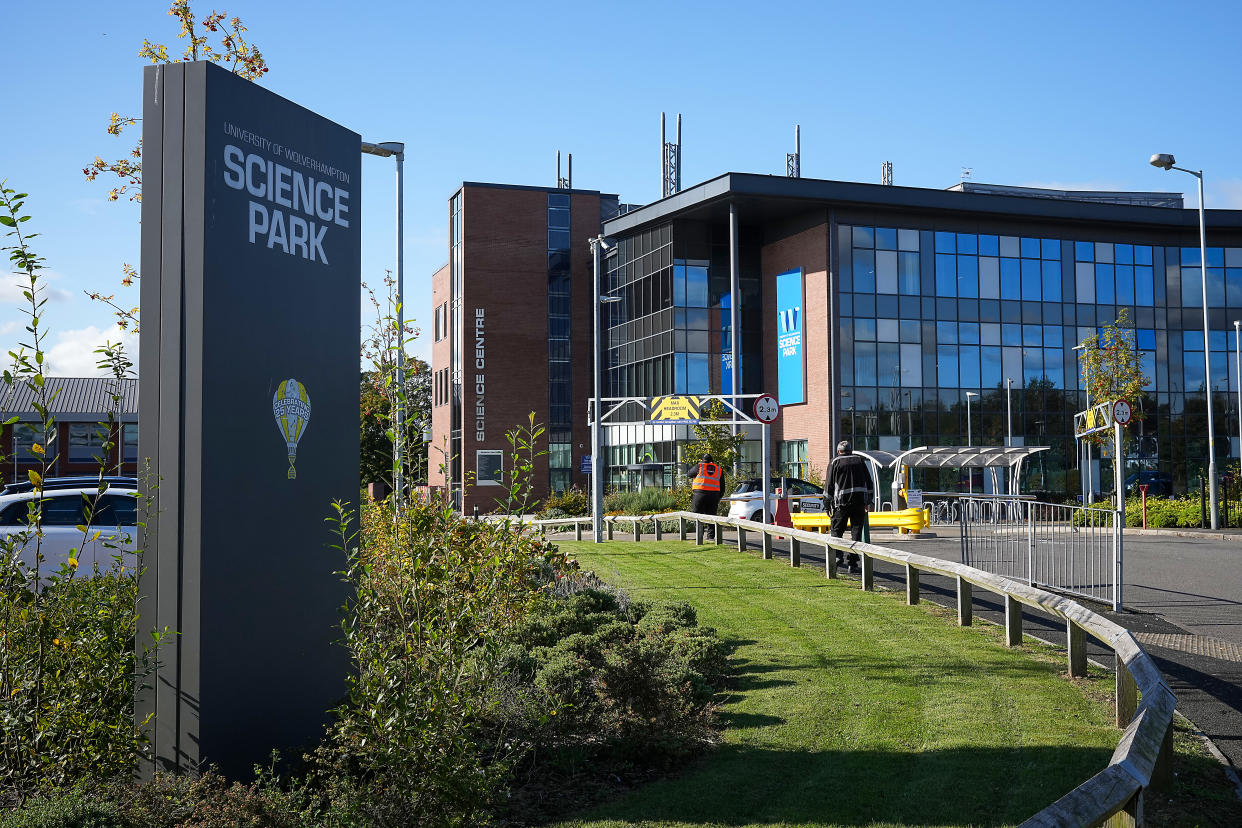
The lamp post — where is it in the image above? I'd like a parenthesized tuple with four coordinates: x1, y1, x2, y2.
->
(361, 141, 405, 504)
(589, 236, 620, 543)
(1152, 153, 1218, 528)
(966, 391, 978, 494)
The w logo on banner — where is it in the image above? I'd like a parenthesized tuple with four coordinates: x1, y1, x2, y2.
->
(778, 306, 800, 334)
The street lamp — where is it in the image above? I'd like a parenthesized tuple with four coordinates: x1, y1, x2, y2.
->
(361, 140, 406, 504)
(590, 235, 620, 543)
(965, 391, 979, 494)
(1152, 153, 1219, 528)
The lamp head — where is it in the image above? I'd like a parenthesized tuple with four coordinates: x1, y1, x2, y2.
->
(1150, 153, 1176, 170)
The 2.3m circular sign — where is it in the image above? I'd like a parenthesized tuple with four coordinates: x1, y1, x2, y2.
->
(754, 394, 780, 423)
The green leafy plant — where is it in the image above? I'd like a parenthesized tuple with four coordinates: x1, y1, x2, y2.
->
(681, 399, 746, 471)
(1077, 309, 1149, 448)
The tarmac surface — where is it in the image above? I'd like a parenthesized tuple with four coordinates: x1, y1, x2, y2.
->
(559, 523, 1242, 776)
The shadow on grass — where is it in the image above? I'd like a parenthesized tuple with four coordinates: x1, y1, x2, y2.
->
(571, 744, 1113, 826)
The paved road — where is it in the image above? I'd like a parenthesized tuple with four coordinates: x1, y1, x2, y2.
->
(563, 525, 1242, 773)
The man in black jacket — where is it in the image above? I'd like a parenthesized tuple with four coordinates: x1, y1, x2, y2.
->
(826, 440, 873, 571)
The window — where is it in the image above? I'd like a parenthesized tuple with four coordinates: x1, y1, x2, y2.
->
(91, 493, 138, 527)
(12, 423, 50, 461)
(476, 450, 503, 485)
(123, 425, 138, 463)
(68, 424, 105, 464)
(41, 495, 85, 527)
(778, 440, 808, 478)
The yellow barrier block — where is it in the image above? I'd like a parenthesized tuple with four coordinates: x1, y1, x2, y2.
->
(791, 507, 929, 535)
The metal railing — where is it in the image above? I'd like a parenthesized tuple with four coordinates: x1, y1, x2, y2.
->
(502, 509, 1168, 826)
(960, 497, 1120, 609)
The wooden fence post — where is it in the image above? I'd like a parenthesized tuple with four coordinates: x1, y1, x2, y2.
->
(826, 540, 837, 579)
(1005, 595, 1023, 647)
(762, 531, 773, 560)
(957, 576, 972, 626)
(1116, 660, 1138, 727)
(861, 552, 874, 591)
(679, 517, 687, 541)
(906, 563, 919, 605)
(1067, 620, 1086, 677)
(575, 521, 582, 541)
(790, 537, 801, 567)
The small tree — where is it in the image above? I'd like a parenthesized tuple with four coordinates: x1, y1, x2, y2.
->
(681, 399, 746, 471)
(1078, 308, 1149, 447)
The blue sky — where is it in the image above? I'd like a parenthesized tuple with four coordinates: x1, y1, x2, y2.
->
(4, 0, 1242, 374)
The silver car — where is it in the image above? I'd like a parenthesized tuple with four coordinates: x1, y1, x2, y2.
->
(0, 487, 138, 576)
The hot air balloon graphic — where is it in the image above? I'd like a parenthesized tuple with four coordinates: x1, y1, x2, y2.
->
(272, 379, 311, 479)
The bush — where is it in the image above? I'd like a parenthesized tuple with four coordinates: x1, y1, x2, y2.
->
(491, 586, 729, 767)
(603, 487, 681, 515)
(540, 487, 589, 517)
(304, 498, 577, 826)
(0, 785, 122, 828)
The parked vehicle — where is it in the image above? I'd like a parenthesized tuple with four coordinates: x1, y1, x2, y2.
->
(0, 486, 138, 574)
(1123, 471, 1173, 497)
(727, 477, 825, 522)
(0, 475, 138, 496)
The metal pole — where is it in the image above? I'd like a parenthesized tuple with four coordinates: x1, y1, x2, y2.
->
(1192, 171, 1220, 528)
(592, 238, 604, 543)
(394, 149, 405, 507)
(1114, 421, 1125, 611)
(729, 203, 741, 462)
(761, 423, 771, 524)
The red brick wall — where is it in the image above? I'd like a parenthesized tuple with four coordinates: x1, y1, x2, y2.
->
(761, 221, 833, 477)
(429, 262, 451, 491)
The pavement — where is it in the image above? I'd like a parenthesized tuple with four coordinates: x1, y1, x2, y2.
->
(558, 523, 1242, 776)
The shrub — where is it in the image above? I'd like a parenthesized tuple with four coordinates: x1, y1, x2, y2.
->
(0, 785, 122, 828)
(603, 487, 681, 515)
(305, 498, 577, 826)
(540, 487, 589, 517)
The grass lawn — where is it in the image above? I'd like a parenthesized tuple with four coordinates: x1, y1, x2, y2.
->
(544, 540, 1146, 828)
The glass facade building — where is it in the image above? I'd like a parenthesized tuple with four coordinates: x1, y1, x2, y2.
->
(601, 174, 1242, 498)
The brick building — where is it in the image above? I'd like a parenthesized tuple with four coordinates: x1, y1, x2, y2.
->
(1, 377, 139, 482)
(428, 183, 623, 514)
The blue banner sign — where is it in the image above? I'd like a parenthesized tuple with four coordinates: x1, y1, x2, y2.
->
(776, 269, 804, 404)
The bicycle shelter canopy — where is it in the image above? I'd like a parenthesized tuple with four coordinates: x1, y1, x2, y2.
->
(891, 446, 1051, 496)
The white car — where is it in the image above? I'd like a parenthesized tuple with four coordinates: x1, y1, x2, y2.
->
(726, 478, 826, 522)
(0, 487, 138, 576)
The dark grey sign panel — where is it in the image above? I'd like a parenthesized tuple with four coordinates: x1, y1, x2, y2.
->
(138, 61, 360, 778)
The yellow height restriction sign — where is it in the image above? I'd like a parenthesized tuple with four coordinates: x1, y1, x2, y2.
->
(1074, 401, 1114, 437)
(648, 395, 702, 424)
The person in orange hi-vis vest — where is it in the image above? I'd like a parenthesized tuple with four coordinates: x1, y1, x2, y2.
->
(691, 453, 724, 539)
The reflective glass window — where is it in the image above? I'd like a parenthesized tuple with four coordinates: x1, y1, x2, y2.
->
(957, 234, 978, 255)
(1228, 248, 1242, 267)
(957, 255, 979, 297)
(898, 228, 919, 251)
(1184, 330, 1203, 351)
(1042, 260, 1062, 301)
(959, 321, 980, 344)
(937, 345, 958, 387)
(1208, 268, 1226, 306)
(878, 343, 901, 385)
(1097, 264, 1115, 304)
(959, 346, 981, 387)
(1140, 351, 1156, 389)
(1000, 236, 1020, 257)
(1000, 258, 1020, 299)
(548, 229, 571, 249)
(1208, 248, 1225, 267)
(547, 207, 570, 229)
(877, 318, 900, 341)
(979, 257, 1000, 299)
(855, 318, 876, 340)
(1076, 262, 1095, 303)
(1020, 238, 1040, 259)
(1096, 243, 1114, 264)
(1182, 267, 1202, 306)
(1041, 239, 1060, 260)
(1022, 324, 1043, 347)
(855, 342, 877, 385)
(1023, 348, 1043, 384)
(935, 232, 955, 254)
(1184, 351, 1205, 390)
(1228, 269, 1242, 306)
(979, 235, 999, 256)
(1115, 243, 1134, 265)
(1212, 330, 1228, 351)
(898, 252, 920, 294)
(937, 321, 958, 344)
(876, 228, 897, 250)
(1182, 247, 1200, 265)
(1002, 323, 1021, 346)
(853, 249, 876, 293)
(686, 265, 709, 307)
(876, 250, 898, 293)
(900, 319, 921, 342)
(901, 344, 922, 386)
(1136, 329, 1156, 350)
(935, 254, 956, 296)
(853, 226, 875, 248)
(1136, 246, 1153, 265)
(1075, 241, 1095, 261)
(1021, 259, 1041, 301)
(1116, 265, 1135, 305)
(981, 322, 1001, 345)
(1003, 347, 1022, 384)
(981, 346, 1002, 387)
(687, 353, 710, 394)
(1043, 325, 1060, 347)
(1136, 266, 1155, 305)
(1043, 349, 1064, 386)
